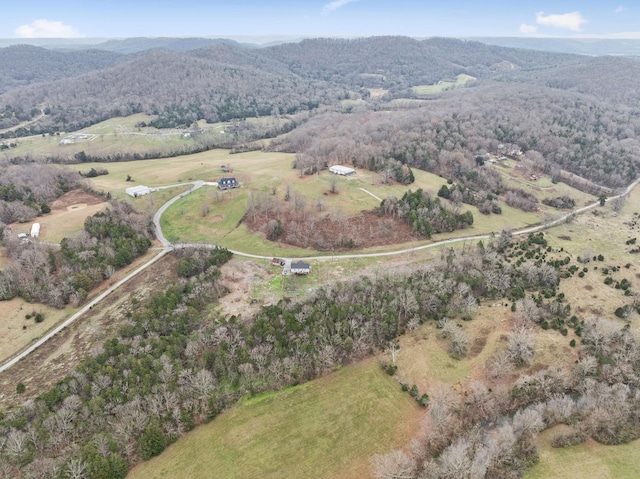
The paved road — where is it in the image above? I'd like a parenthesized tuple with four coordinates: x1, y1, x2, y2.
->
(2, 175, 637, 373)
(0, 249, 171, 373)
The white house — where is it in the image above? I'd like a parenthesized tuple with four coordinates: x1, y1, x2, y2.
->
(30, 223, 40, 238)
(329, 165, 355, 176)
(290, 261, 311, 275)
(125, 185, 152, 197)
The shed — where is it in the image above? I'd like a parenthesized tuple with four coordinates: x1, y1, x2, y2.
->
(218, 177, 239, 190)
(290, 261, 311, 275)
(30, 223, 40, 238)
(125, 185, 152, 197)
(329, 165, 355, 176)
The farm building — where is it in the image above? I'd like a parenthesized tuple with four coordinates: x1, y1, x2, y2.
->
(125, 185, 152, 197)
(290, 261, 311, 275)
(218, 177, 239, 190)
(329, 165, 355, 176)
(30, 223, 40, 238)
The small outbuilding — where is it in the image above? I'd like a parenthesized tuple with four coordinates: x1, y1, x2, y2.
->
(125, 185, 152, 198)
(329, 165, 355, 176)
(218, 177, 239, 190)
(30, 223, 40, 238)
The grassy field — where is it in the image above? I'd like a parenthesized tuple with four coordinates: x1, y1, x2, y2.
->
(412, 74, 475, 96)
(128, 359, 422, 479)
(87, 148, 564, 256)
(526, 427, 640, 479)
(0, 297, 77, 364)
(37, 202, 108, 243)
(6, 113, 230, 161)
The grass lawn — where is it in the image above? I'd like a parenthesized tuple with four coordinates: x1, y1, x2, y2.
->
(526, 427, 640, 479)
(127, 359, 422, 479)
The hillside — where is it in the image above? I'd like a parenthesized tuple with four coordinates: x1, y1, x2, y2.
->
(0, 36, 600, 136)
(0, 44, 125, 94)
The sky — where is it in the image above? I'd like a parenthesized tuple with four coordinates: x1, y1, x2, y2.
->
(1, 1, 639, 41)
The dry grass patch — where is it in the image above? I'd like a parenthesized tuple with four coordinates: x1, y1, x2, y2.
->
(393, 303, 509, 391)
(0, 298, 76, 364)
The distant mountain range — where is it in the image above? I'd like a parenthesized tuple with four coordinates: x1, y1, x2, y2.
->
(2, 35, 640, 56)
(1, 35, 639, 135)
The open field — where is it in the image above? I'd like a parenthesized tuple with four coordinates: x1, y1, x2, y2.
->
(0, 297, 77, 366)
(128, 359, 422, 479)
(544, 184, 640, 331)
(526, 427, 640, 479)
(87, 148, 569, 256)
(3, 113, 230, 161)
(7, 189, 107, 243)
(412, 74, 475, 96)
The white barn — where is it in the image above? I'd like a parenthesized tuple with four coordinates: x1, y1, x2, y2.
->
(30, 223, 40, 238)
(329, 165, 355, 176)
(125, 185, 152, 198)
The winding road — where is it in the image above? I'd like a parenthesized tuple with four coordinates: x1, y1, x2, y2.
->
(1, 176, 638, 374)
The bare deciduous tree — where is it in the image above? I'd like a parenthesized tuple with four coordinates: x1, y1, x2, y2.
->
(371, 450, 415, 479)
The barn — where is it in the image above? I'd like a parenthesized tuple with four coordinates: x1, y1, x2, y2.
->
(125, 185, 152, 197)
(329, 165, 355, 176)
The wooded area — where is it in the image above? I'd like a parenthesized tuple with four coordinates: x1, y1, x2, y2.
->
(1, 35, 640, 479)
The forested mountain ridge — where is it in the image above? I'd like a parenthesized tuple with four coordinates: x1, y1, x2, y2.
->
(0, 48, 345, 131)
(0, 45, 126, 95)
(260, 36, 583, 89)
(0, 36, 600, 134)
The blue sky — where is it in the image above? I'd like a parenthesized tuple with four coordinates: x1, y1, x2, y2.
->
(1, 1, 639, 40)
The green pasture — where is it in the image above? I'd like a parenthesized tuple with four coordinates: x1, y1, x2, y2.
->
(526, 428, 640, 479)
(412, 74, 475, 96)
(97, 150, 545, 256)
(127, 360, 422, 479)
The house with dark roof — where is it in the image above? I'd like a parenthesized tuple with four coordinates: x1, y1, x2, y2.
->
(290, 261, 311, 275)
(218, 177, 239, 190)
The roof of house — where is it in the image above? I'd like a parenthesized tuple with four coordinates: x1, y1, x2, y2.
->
(291, 261, 310, 269)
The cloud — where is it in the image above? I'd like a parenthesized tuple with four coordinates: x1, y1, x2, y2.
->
(536, 11, 588, 32)
(323, 0, 358, 15)
(15, 19, 81, 38)
(520, 24, 538, 34)
(614, 6, 627, 13)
